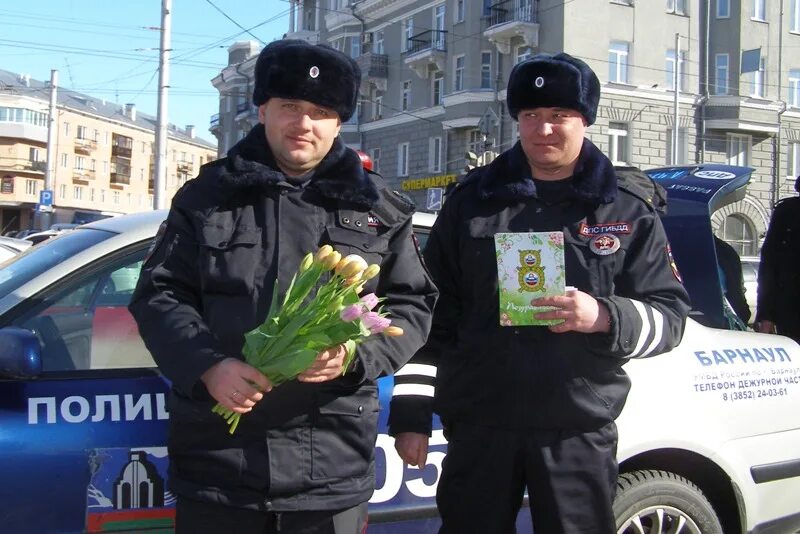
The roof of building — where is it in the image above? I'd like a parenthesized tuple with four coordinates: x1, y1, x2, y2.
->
(0, 69, 216, 151)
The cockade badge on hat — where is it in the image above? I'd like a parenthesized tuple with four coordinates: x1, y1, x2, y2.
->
(535, 76, 544, 88)
(309, 65, 320, 79)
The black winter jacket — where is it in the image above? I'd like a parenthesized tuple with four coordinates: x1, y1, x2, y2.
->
(389, 139, 690, 435)
(756, 196, 800, 341)
(129, 126, 437, 512)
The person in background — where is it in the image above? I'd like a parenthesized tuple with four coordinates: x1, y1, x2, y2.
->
(713, 234, 751, 325)
(387, 52, 690, 534)
(129, 39, 437, 534)
(755, 177, 800, 342)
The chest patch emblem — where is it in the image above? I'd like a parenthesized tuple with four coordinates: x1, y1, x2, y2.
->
(578, 221, 632, 236)
(367, 214, 381, 227)
(590, 234, 621, 256)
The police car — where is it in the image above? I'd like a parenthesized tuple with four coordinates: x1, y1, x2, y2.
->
(0, 165, 798, 533)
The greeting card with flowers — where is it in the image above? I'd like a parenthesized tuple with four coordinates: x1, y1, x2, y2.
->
(494, 232, 566, 326)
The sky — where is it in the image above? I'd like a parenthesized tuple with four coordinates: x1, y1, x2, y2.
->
(1, 1, 291, 145)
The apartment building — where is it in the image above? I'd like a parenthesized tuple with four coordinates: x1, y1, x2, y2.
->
(0, 69, 217, 234)
(211, 0, 800, 255)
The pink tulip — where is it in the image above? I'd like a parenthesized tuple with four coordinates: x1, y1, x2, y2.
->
(359, 293, 379, 311)
(362, 311, 391, 334)
(340, 304, 363, 322)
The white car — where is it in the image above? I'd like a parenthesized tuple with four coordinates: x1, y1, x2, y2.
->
(0, 165, 798, 533)
(0, 236, 33, 264)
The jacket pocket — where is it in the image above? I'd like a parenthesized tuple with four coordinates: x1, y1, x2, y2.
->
(197, 223, 261, 295)
(310, 387, 379, 480)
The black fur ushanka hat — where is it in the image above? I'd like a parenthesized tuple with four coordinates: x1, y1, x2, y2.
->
(506, 52, 600, 125)
(252, 39, 361, 122)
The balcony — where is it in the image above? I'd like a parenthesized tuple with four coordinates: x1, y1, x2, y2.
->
(357, 53, 389, 91)
(177, 160, 194, 173)
(110, 171, 131, 187)
(210, 113, 220, 134)
(703, 95, 782, 134)
(112, 144, 132, 158)
(26, 160, 47, 173)
(483, 0, 539, 54)
(283, 29, 319, 44)
(74, 138, 97, 155)
(72, 168, 96, 183)
(403, 30, 447, 79)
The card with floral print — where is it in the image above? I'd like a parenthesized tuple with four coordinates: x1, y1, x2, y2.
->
(494, 232, 566, 326)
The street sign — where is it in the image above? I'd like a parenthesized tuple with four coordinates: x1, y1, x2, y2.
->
(37, 189, 54, 213)
(39, 189, 53, 207)
(426, 187, 443, 211)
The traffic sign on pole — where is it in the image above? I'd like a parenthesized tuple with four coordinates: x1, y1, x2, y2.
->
(427, 187, 443, 211)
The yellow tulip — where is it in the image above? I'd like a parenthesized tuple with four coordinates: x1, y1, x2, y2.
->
(321, 251, 342, 271)
(384, 326, 404, 337)
(344, 273, 363, 286)
(362, 264, 380, 281)
(337, 255, 368, 278)
(299, 253, 314, 273)
(314, 245, 334, 263)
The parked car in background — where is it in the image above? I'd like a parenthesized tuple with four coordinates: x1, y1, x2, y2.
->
(0, 236, 33, 264)
(740, 255, 760, 323)
(23, 228, 76, 245)
(0, 166, 798, 533)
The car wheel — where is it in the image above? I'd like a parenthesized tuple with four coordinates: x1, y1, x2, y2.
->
(614, 469, 722, 534)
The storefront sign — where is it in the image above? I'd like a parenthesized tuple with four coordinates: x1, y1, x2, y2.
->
(401, 174, 457, 191)
(1, 175, 14, 194)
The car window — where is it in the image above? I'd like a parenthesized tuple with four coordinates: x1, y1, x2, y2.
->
(413, 225, 431, 251)
(12, 248, 154, 372)
(0, 228, 113, 295)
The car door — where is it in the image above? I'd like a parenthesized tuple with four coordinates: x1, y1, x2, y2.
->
(0, 244, 173, 534)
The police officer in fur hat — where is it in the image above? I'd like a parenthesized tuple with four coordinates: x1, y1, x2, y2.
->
(388, 52, 690, 533)
(130, 39, 437, 534)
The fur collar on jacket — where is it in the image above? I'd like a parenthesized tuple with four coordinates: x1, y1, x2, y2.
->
(473, 138, 617, 204)
(218, 125, 379, 208)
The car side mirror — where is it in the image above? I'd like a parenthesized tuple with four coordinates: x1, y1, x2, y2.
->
(0, 327, 43, 378)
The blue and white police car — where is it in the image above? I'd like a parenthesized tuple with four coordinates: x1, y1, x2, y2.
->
(0, 165, 798, 533)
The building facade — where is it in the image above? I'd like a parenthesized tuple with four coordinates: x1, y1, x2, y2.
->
(0, 70, 217, 234)
(210, 0, 800, 255)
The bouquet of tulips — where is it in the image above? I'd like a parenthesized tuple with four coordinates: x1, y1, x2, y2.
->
(212, 245, 403, 434)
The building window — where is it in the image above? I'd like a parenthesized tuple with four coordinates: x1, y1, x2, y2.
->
(667, 0, 687, 14)
(77, 125, 87, 139)
(481, 52, 492, 89)
(402, 80, 411, 111)
(666, 128, 688, 165)
(370, 147, 381, 174)
(350, 36, 360, 58)
(717, 0, 730, 17)
(25, 179, 37, 196)
(456, 0, 465, 22)
(63, 122, 69, 137)
(29, 147, 40, 162)
(435, 5, 446, 49)
(751, 57, 766, 97)
(430, 137, 442, 173)
(665, 49, 687, 91)
(468, 129, 483, 155)
(607, 123, 630, 164)
(61, 153, 68, 168)
(752, 0, 766, 20)
(113, 191, 120, 204)
(516, 46, 533, 64)
(727, 134, 751, 166)
(792, 0, 800, 32)
(454, 56, 465, 92)
(715, 54, 729, 95)
(59, 184, 67, 199)
(75, 155, 85, 170)
(608, 42, 629, 83)
(374, 30, 384, 54)
(789, 69, 800, 107)
(722, 214, 757, 256)
(374, 95, 383, 120)
(402, 18, 413, 52)
(73, 186, 83, 200)
(787, 141, 800, 178)
(397, 142, 409, 176)
(432, 71, 444, 106)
